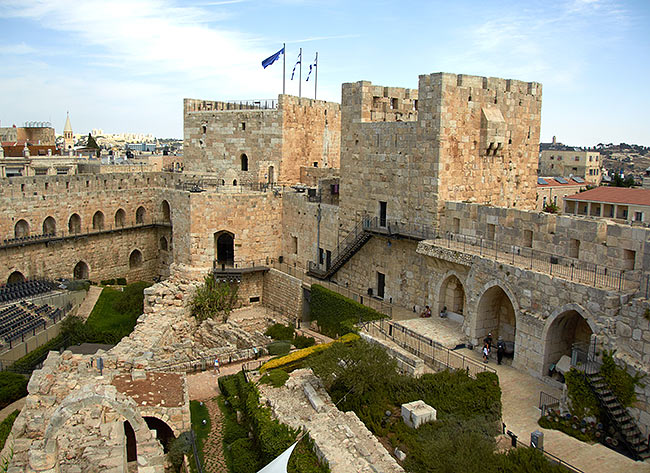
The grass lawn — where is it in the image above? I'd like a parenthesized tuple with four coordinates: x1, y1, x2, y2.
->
(85, 281, 150, 336)
(189, 400, 211, 472)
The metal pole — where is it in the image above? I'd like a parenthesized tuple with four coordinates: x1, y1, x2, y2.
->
(298, 47, 302, 98)
(314, 52, 318, 100)
(282, 42, 286, 95)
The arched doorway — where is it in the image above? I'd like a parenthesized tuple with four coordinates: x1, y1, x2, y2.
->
(214, 231, 234, 267)
(7, 271, 25, 285)
(161, 200, 171, 223)
(124, 420, 137, 462)
(135, 206, 146, 224)
(73, 261, 89, 280)
(240, 154, 248, 171)
(129, 249, 143, 268)
(159, 236, 168, 251)
(115, 208, 126, 227)
(267, 165, 275, 185)
(438, 275, 465, 319)
(43, 216, 56, 235)
(543, 308, 594, 376)
(68, 213, 81, 234)
(14, 219, 29, 238)
(92, 211, 105, 230)
(475, 285, 516, 348)
(143, 417, 175, 453)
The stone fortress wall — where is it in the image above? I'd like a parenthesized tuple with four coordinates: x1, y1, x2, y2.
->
(183, 95, 340, 185)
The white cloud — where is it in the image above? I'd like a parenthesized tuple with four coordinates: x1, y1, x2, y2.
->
(0, 43, 37, 55)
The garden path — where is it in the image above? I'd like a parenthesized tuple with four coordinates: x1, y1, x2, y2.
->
(75, 285, 103, 322)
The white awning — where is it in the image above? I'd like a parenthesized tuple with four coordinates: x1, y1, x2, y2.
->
(256, 441, 299, 473)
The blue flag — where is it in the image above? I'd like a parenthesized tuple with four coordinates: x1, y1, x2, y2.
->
(262, 47, 284, 69)
(291, 51, 301, 80)
(305, 54, 317, 81)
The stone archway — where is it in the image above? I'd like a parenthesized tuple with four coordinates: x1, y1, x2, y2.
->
(214, 231, 235, 267)
(438, 274, 466, 319)
(136, 206, 146, 224)
(115, 208, 126, 227)
(73, 261, 89, 280)
(161, 200, 171, 223)
(92, 211, 105, 231)
(542, 304, 597, 376)
(129, 249, 143, 269)
(7, 271, 25, 285)
(68, 213, 81, 234)
(14, 219, 29, 238)
(160, 236, 168, 251)
(474, 282, 517, 350)
(143, 417, 176, 453)
(40, 386, 164, 472)
(42, 216, 56, 236)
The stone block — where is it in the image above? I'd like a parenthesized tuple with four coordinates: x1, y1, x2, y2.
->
(303, 382, 325, 412)
(401, 400, 436, 429)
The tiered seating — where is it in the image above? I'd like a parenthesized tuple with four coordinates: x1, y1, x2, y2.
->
(0, 279, 59, 303)
(0, 302, 63, 347)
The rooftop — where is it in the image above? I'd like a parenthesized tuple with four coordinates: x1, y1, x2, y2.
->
(537, 176, 586, 187)
(565, 187, 650, 206)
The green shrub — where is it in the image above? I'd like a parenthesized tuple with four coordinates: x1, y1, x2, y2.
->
(293, 334, 316, 349)
(66, 280, 90, 292)
(230, 438, 259, 473)
(259, 369, 289, 388)
(310, 284, 386, 338)
(264, 323, 295, 341)
(0, 409, 19, 452)
(6, 334, 67, 373)
(0, 373, 27, 410)
(191, 275, 239, 323)
(167, 431, 192, 472)
(565, 369, 601, 420)
(495, 445, 566, 472)
(538, 415, 594, 442)
(100, 279, 116, 286)
(116, 277, 127, 285)
(600, 350, 645, 408)
(267, 341, 291, 356)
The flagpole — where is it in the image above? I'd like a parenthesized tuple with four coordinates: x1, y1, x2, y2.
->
(282, 43, 286, 95)
(298, 48, 302, 99)
(314, 52, 318, 100)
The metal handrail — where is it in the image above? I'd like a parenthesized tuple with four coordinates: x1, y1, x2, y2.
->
(510, 433, 585, 473)
(539, 391, 561, 416)
(364, 319, 496, 377)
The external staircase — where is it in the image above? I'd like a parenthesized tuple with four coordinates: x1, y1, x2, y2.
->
(586, 371, 650, 460)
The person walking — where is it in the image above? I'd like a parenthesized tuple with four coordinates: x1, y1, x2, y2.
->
(214, 357, 220, 374)
(482, 343, 490, 364)
(496, 337, 505, 365)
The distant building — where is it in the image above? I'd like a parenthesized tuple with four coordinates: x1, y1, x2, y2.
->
(0, 122, 56, 146)
(564, 187, 650, 224)
(63, 113, 74, 151)
(536, 176, 587, 211)
(539, 138, 601, 186)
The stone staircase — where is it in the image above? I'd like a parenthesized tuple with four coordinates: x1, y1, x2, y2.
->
(587, 372, 650, 461)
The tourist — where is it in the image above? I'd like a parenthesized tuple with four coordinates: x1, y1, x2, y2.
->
(439, 306, 447, 318)
(420, 305, 431, 318)
(214, 357, 220, 373)
(484, 332, 493, 352)
(482, 343, 490, 363)
(497, 337, 505, 365)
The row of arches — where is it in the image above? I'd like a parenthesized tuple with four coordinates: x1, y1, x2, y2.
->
(7, 249, 148, 284)
(10, 201, 171, 238)
(431, 273, 594, 377)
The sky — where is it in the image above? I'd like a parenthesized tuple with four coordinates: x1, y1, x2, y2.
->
(0, 0, 648, 145)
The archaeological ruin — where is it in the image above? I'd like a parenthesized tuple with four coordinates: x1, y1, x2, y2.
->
(1, 70, 650, 471)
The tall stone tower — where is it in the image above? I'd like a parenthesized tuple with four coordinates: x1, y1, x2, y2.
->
(63, 113, 74, 152)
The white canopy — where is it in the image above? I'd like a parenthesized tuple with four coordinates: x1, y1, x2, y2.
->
(256, 441, 299, 473)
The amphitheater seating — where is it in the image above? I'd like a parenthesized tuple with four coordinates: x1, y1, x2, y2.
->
(0, 279, 59, 303)
(0, 302, 63, 347)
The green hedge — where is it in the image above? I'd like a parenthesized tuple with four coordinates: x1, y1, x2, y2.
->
(310, 284, 386, 338)
(293, 334, 315, 349)
(0, 373, 27, 410)
(267, 341, 291, 356)
(189, 400, 211, 472)
(218, 372, 329, 473)
(259, 369, 289, 388)
(0, 410, 19, 451)
(265, 323, 295, 341)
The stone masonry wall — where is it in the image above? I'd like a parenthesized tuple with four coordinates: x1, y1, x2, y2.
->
(262, 268, 303, 323)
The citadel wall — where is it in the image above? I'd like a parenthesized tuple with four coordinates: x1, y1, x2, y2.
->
(183, 95, 340, 184)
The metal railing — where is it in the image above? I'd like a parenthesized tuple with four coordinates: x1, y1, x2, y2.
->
(175, 179, 278, 193)
(435, 231, 638, 292)
(508, 431, 585, 473)
(539, 391, 561, 416)
(1, 218, 171, 250)
(364, 319, 496, 378)
(212, 259, 273, 272)
(146, 345, 266, 373)
(364, 216, 437, 241)
(189, 429, 203, 473)
(224, 99, 278, 110)
(308, 218, 369, 276)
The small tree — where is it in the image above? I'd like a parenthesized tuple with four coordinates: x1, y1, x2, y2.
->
(543, 202, 559, 214)
(191, 275, 239, 323)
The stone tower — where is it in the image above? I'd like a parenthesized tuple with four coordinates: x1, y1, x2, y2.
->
(63, 112, 74, 151)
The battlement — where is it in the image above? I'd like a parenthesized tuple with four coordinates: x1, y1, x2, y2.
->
(184, 98, 278, 113)
(419, 72, 542, 98)
(342, 81, 418, 123)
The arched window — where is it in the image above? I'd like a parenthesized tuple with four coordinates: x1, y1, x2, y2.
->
(129, 249, 143, 268)
(42, 216, 56, 236)
(214, 231, 234, 267)
(160, 236, 168, 251)
(14, 219, 29, 239)
(136, 206, 146, 224)
(267, 165, 275, 185)
(161, 200, 171, 223)
(232, 179, 237, 186)
(68, 214, 81, 233)
(73, 261, 89, 280)
(115, 208, 126, 227)
(240, 154, 248, 171)
(92, 211, 105, 230)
